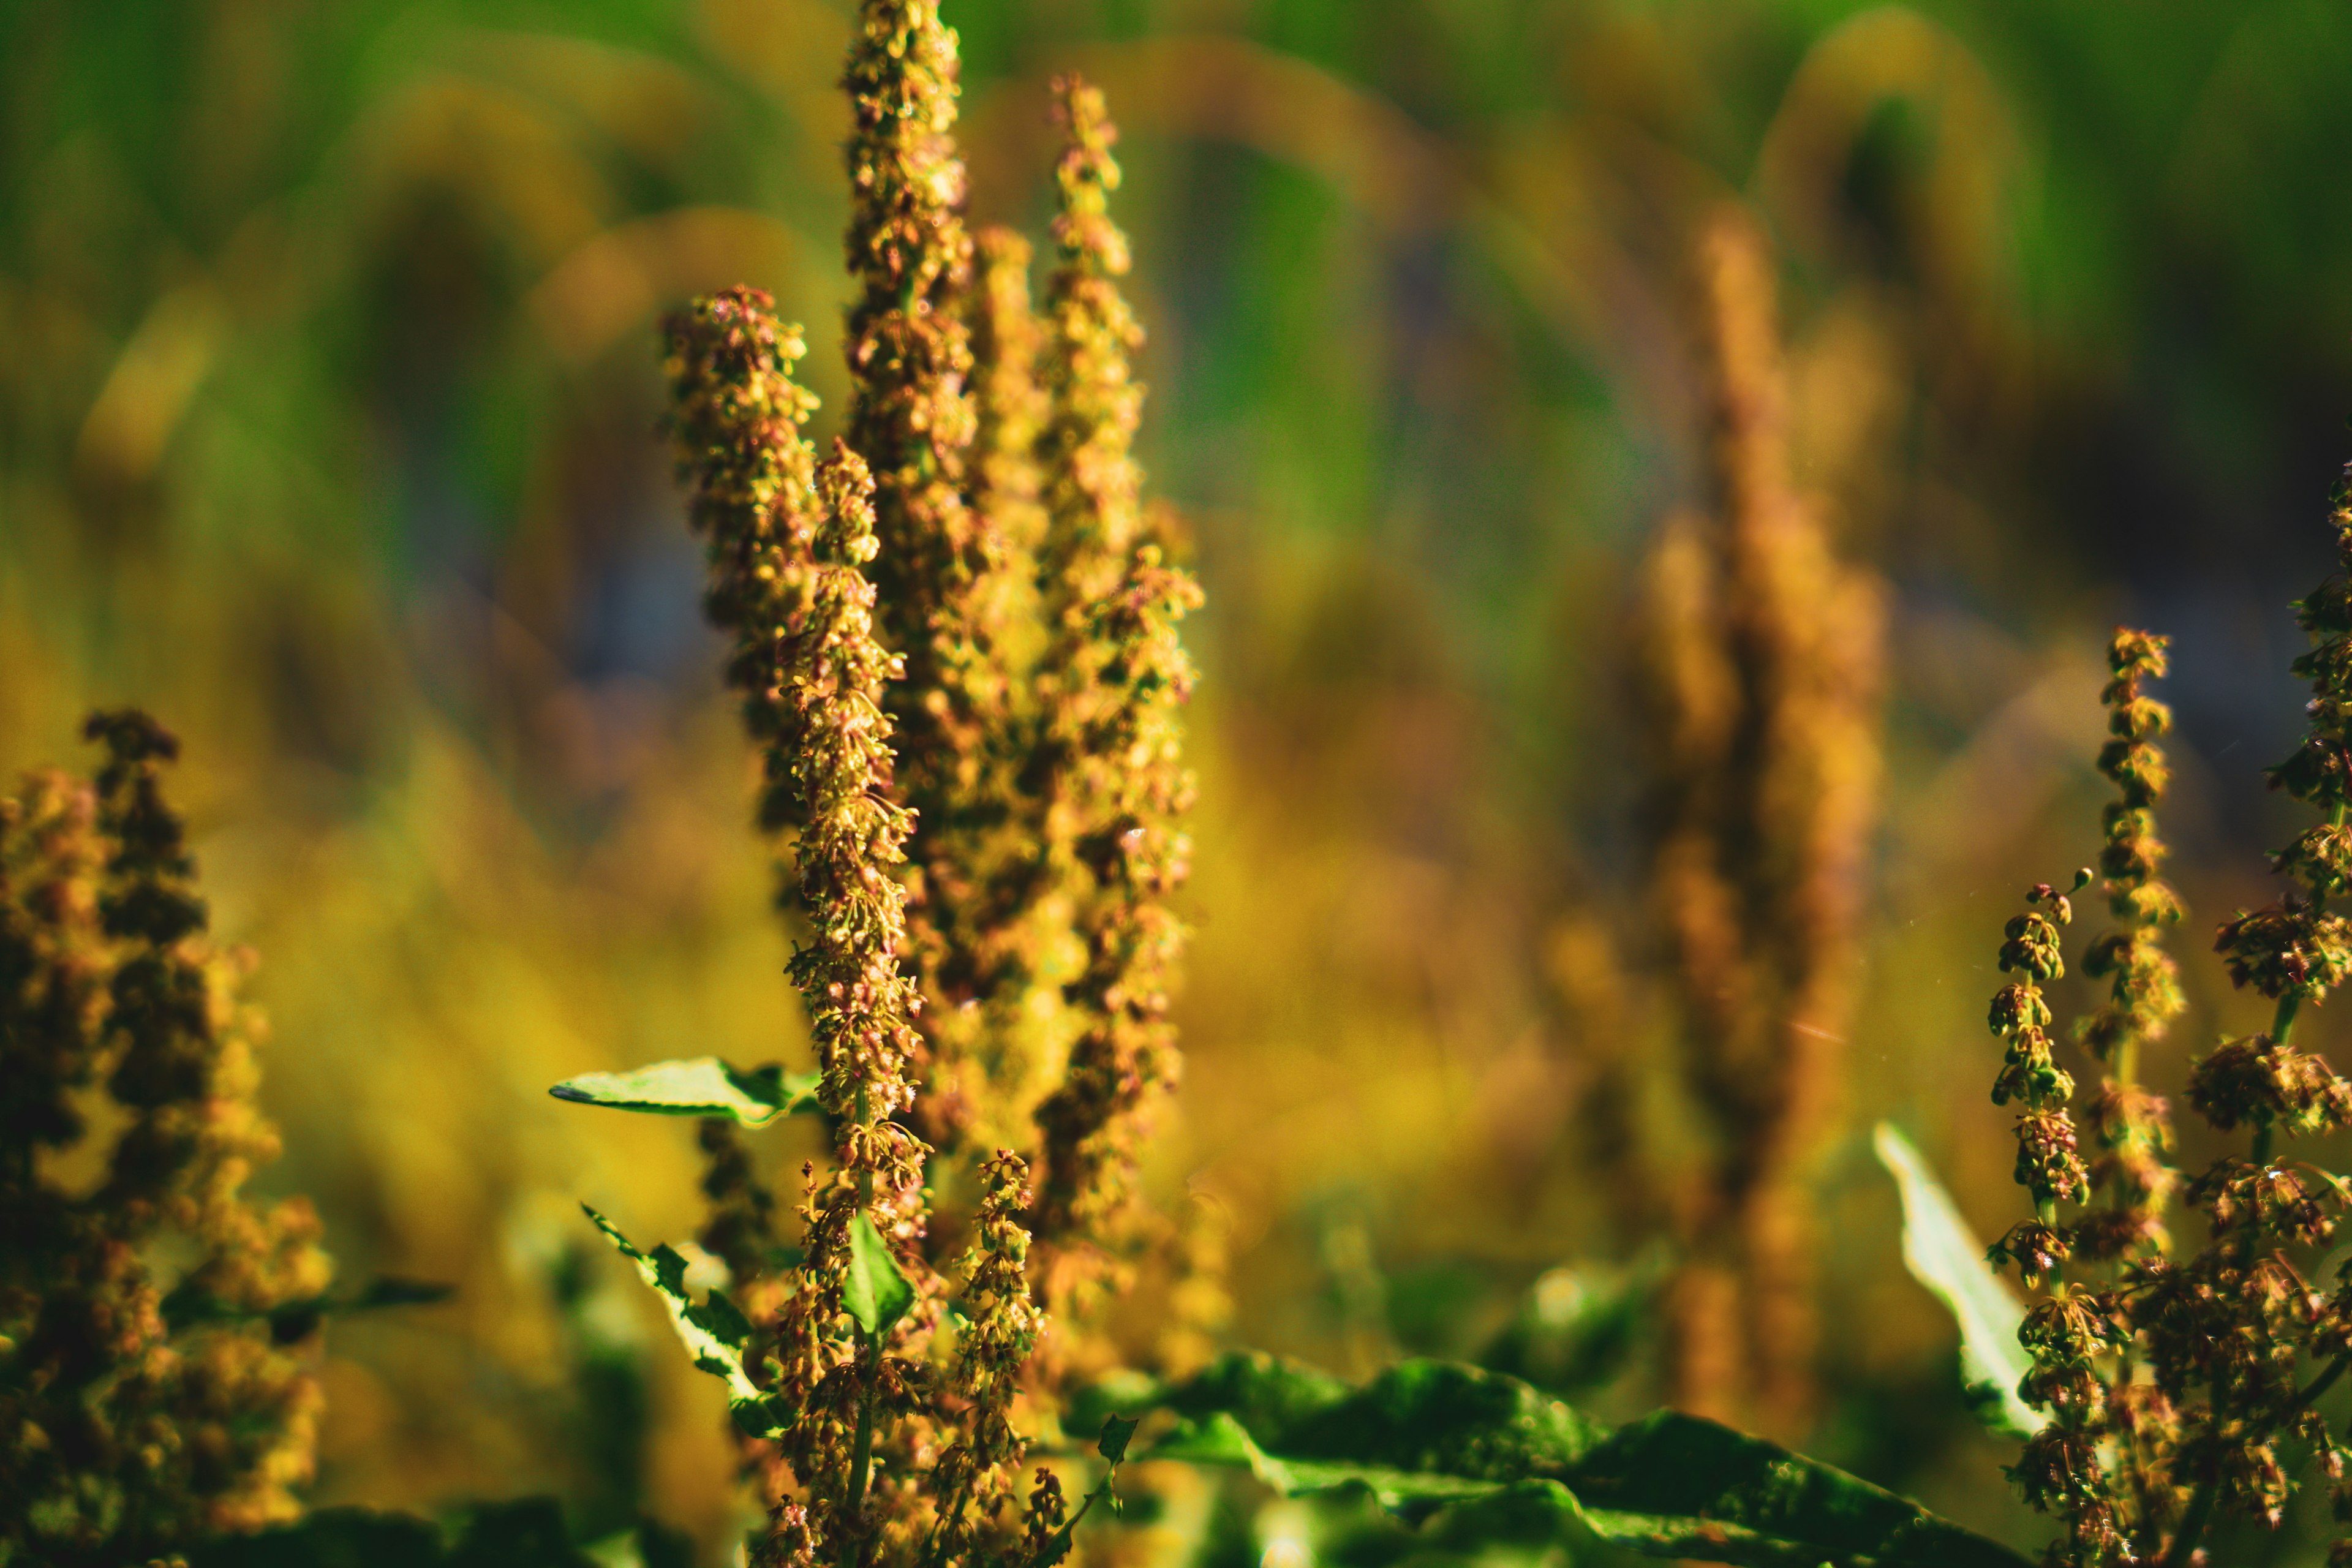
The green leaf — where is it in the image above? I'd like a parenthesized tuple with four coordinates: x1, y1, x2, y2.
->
(1158, 1353, 1607, 1490)
(1873, 1121, 2043, 1439)
(186, 1507, 447, 1566)
(1478, 1251, 1668, 1395)
(581, 1204, 784, 1437)
(843, 1211, 916, 1339)
(1096, 1412, 1139, 1465)
(160, 1273, 455, 1343)
(186, 1500, 638, 1567)
(549, 1057, 820, 1126)
(1134, 1352, 2035, 1567)
(1567, 1409, 2031, 1566)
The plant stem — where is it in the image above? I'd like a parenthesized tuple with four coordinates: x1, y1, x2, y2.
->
(843, 1329, 879, 1568)
(2297, 1352, 2351, 1412)
(2162, 1480, 2218, 1568)
(2274, 991, 2304, 1050)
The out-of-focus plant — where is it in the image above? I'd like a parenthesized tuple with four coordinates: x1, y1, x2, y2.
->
(1633, 205, 1886, 1438)
(0, 712, 331, 1567)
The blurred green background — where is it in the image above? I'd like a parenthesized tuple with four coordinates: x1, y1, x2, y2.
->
(9, 0, 2352, 1559)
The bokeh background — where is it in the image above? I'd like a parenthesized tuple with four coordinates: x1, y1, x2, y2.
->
(9, 0, 2352, 1559)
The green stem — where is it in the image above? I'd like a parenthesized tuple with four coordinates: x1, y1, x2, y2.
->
(843, 1329, 879, 1568)
(2274, 990, 2304, 1050)
(2298, 1352, 2351, 1412)
(2162, 1479, 2218, 1568)
(1039, 1469, 1117, 1567)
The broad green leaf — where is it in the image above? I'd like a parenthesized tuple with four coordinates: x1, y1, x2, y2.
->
(1873, 1121, 2042, 1438)
(843, 1211, 916, 1339)
(161, 1273, 454, 1342)
(1479, 1251, 1667, 1395)
(1097, 1412, 1140, 1465)
(1136, 1352, 2035, 1567)
(186, 1499, 671, 1567)
(1156, 1352, 1607, 1490)
(581, 1205, 783, 1437)
(549, 1057, 820, 1126)
(1567, 1409, 2031, 1566)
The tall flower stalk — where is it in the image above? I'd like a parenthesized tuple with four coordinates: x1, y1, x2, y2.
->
(1975, 491, 2352, 1566)
(1636, 205, 1884, 1436)
(661, 283, 1054, 1568)
(619, 28, 1200, 1568)
(760, 446, 940, 1568)
(919, 225, 1068, 1155)
(1029, 77, 1205, 1319)
(840, 0, 1048, 1166)
(0, 713, 331, 1567)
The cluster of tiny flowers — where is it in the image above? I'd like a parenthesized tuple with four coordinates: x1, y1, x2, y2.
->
(2153, 462, 2352, 1561)
(840, 0, 1044, 1168)
(916, 223, 1068, 1158)
(1986, 633, 2192, 1564)
(2073, 632, 2187, 1265)
(1977, 477, 2352, 1568)
(652, 11, 1205, 1565)
(660, 287, 824, 840)
(1028, 77, 1205, 1320)
(927, 1153, 1047, 1564)
(1, 713, 330, 1568)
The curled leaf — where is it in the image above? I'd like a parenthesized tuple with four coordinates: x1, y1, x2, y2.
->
(1096, 1412, 1139, 1465)
(582, 1204, 785, 1438)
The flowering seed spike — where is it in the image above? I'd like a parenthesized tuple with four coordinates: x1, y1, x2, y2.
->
(1030, 77, 1204, 1317)
(915, 224, 1064, 1156)
(1, 716, 331, 1566)
(1637, 206, 1885, 1438)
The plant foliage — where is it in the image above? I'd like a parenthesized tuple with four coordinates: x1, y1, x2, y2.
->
(1116, 1352, 2031, 1566)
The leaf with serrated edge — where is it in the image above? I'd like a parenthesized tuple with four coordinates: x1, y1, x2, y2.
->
(842, 1212, 915, 1338)
(1874, 1121, 2043, 1439)
(549, 1057, 820, 1126)
(1134, 1352, 2035, 1567)
(1097, 1413, 1139, 1465)
(582, 1204, 782, 1437)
